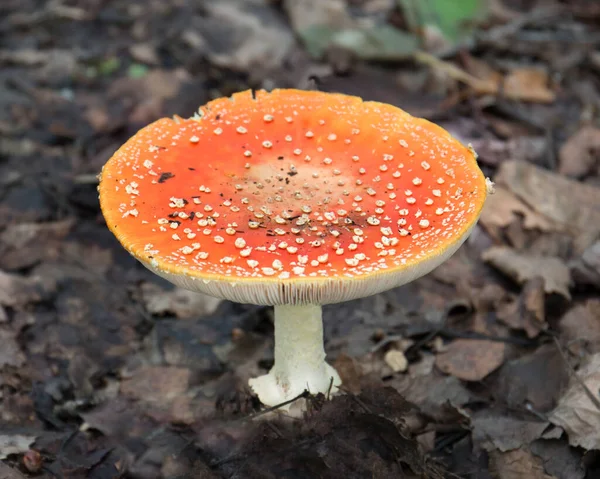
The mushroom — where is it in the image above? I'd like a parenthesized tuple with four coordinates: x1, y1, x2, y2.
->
(98, 89, 491, 408)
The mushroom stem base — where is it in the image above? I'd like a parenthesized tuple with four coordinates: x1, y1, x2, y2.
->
(249, 304, 341, 408)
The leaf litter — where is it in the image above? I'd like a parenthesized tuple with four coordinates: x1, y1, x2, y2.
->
(1, 0, 600, 477)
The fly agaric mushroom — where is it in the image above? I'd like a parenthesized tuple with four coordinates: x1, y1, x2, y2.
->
(98, 89, 491, 408)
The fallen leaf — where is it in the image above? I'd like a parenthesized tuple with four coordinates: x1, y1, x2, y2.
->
(197, 0, 295, 71)
(398, 0, 488, 52)
(482, 246, 571, 299)
(497, 277, 547, 338)
(503, 68, 556, 103)
(480, 186, 557, 232)
(496, 160, 600, 253)
(392, 354, 473, 421)
(0, 220, 73, 270)
(121, 366, 191, 406)
(559, 300, 600, 354)
(472, 411, 550, 452)
(550, 353, 600, 450)
(140, 282, 222, 319)
(559, 126, 600, 178)
(494, 344, 569, 413)
(435, 339, 505, 381)
(489, 448, 554, 479)
(530, 439, 585, 479)
(0, 270, 57, 308)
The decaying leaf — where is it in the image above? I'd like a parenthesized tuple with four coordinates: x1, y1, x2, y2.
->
(559, 125, 600, 178)
(489, 448, 554, 479)
(550, 353, 600, 450)
(140, 282, 222, 318)
(392, 354, 473, 421)
(530, 439, 585, 479)
(0, 270, 57, 308)
(559, 300, 600, 354)
(495, 344, 569, 413)
(495, 160, 600, 253)
(502, 68, 556, 103)
(482, 247, 571, 299)
(121, 366, 191, 406)
(496, 277, 547, 338)
(435, 339, 505, 381)
(480, 186, 557, 232)
(197, 0, 295, 71)
(471, 412, 550, 453)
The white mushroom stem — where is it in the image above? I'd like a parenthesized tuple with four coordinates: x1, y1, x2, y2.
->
(248, 304, 341, 408)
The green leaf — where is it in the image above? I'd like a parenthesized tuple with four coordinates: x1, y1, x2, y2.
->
(398, 0, 488, 48)
(128, 63, 149, 79)
(299, 24, 418, 61)
(331, 25, 418, 61)
(97, 56, 121, 76)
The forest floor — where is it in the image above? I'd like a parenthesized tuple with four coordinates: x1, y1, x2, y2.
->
(1, 0, 600, 477)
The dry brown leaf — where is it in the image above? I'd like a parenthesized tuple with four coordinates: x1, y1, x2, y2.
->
(559, 126, 600, 178)
(559, 300, 600, 354)
(496, 160, 600, 253)
(503, 68, 556, 103)
(497, 277, 547, 338)
(550, 353, 600, 450)
(435, 339, 505, 381)
(482, 246, 571, 299)
(480, 186, 557, 232)
(489, 448, 555, 479)
(121, 366, 191, 406)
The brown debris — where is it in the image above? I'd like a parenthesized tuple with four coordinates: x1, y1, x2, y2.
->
(550, 353, 600, 450)
(497, 277, 547, 338)
(489, 448, 554, 479)
(435, 338, 505, 382)
(483, 246, 572, 299)
(495, 160, 600, 253)
(559, 125, 600, 178)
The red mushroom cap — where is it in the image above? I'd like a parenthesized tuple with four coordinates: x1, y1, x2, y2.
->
(99, 89, 488, 305)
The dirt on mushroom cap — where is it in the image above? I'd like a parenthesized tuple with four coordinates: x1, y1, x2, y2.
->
(99, 89, 487, 304)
